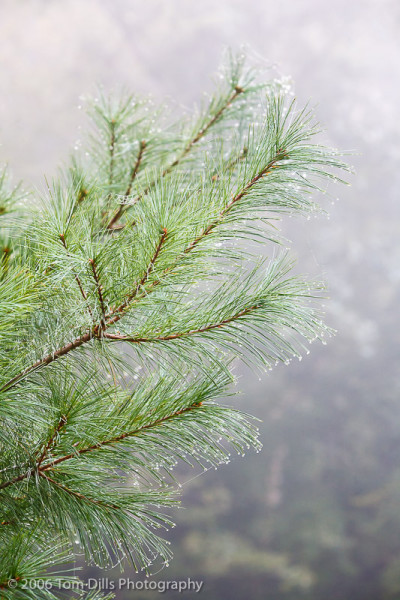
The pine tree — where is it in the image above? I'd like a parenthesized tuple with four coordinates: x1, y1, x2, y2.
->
(0, 52, 349, 598)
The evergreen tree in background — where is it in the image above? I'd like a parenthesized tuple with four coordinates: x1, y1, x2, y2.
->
(0, 52, 348, 598)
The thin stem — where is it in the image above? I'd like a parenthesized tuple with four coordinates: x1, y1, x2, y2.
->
(185, 155, 280, 253)
(103, 305, 259, 344)
(164, 86, 244, 176)
(106, 86, 244, 228)
(0, 404, 201, 491)
(107, 140, 146, 230)
(89, 258, 107, 331)
(108, 119, 116, 186)
(0, 472, 29, 491)
(0, 331, 93, 394)
(42, 403, 201, 470)
(37, 415, 67, 468)
(126, 140, 147, 197)
(39, 472, 119, 510)
(106, 228, 168, 326)
(211, 146, 248, 182)
(59, 234, 93, 319)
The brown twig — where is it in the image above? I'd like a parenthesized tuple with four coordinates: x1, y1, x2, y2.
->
(164, 86, 244, 176)
(0, 472, 32, 491)
(0, 404, 201, 491)
(37, 415, 67, 467)
(107, 140, 147, 230)
(0, 331, 93, 394)
(126, 140, 147, 197)
(106, 86, 244, 229)
(185, 156, 280, 253)
(103, 305, 259, 344)
(89, 258, 107, 331)
(211, 146, 248, 182)
(39, 471, 119, 509)
(105, 228, 168, 327)
(59, 234, 93, 319)
(42, 403, 201, 470)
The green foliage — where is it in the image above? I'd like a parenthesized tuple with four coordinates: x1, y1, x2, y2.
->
(0, 51, 348, 596)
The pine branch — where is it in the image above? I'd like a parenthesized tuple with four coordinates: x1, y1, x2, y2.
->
(0, 533, 79, 596)
(184, 151, 286, 253)
(0, 403, 201, 490)
(104, 150, 287, 324)
(0, 228, 169, 393)
(0, 53, 349, 580)
(42, 402, 201, 470)
(105, 148, 286, 314)
(106, 86, 244, 229)
(104, 305, 259, 343)
(0, 151, 286, 393)
(164, 86, 244, 176)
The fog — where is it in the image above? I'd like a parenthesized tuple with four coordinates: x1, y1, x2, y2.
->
(1, 1, 399, 598)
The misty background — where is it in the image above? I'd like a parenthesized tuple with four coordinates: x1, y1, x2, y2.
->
(1, 1, 399, 598)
